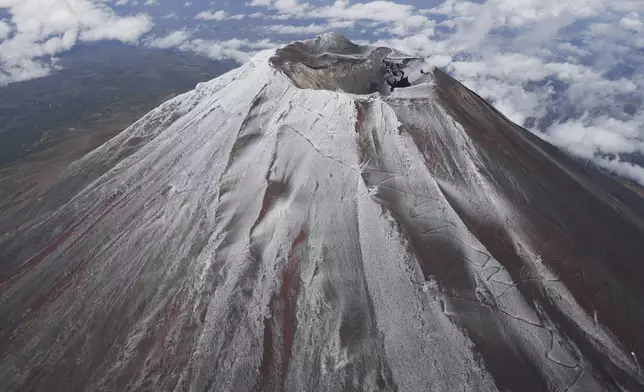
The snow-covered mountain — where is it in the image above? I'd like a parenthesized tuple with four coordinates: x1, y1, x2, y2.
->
(1, 33, 643, 392)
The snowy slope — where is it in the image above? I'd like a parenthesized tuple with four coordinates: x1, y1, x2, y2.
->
(1, 33, 643, 392)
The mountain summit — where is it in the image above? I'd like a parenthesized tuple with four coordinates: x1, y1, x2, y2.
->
(1, 33, 643, 391)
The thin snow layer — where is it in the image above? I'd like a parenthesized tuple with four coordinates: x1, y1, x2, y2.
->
(1, 34, 644, 392)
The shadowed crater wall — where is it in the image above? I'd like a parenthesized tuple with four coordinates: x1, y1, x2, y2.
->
(270, 33, 397, 94)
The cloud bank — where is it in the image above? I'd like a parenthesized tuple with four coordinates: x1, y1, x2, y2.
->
(0, 0, 152, 84)
(146, 31, 279, 63)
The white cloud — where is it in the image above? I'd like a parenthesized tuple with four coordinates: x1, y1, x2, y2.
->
(146, 30, 192, 49)
(248, 0, 273, 7)
(196, 10, 228, 21)
(619, 12, 643, 32)
(0, 20, 11, 39)
(595, 157, 644, 186)
(266, 24, 327, 35)
(556, 42, 590, 57)
(194, 10, 251, 22)
(178, 38, 279, 63)
(144, 0, 159, 6)
(143, 29, 280, 63)
(251, 0, 429, 22)
(0, 0, 153, 84)
(430, 0, 626, 29)
(248, 0, 272, 6)
(310, 0, 415, 22)
(386, 17, 434, 37)
(269, 0, 310, 15)
(266, 21, 354, 35)
(546, 116, 644, 159)
(424, 54, 452, 68)
(252, 0, 433, 37)
(0, 57, 55, 85)
(79, 15, 153, 43)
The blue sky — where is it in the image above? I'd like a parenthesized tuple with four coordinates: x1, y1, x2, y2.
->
(1, 0, 644, 183)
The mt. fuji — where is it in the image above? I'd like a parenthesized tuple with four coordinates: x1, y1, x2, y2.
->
(1, 34, 643, 392)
